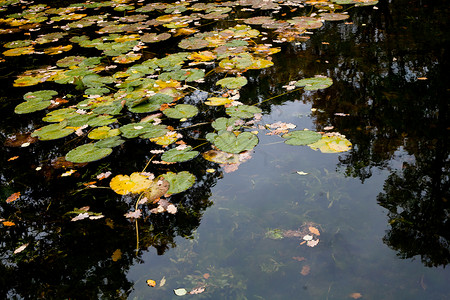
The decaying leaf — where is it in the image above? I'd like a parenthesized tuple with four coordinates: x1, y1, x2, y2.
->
(6, 192, 21, 203)
(146, 279, 156, 287)
(349, 292, 363, 299)
(111, 249, 122, 261)
(300, 265, 310, 276)
(14, 243, 29, 254)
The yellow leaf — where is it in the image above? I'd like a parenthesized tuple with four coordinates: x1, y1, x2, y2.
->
(205, 97, 232, 106)
(110, 172, 153, 195)
(111, 249, 122, 261)
(146, 279, 156, 287)
(308, 226, 320, 236)
(3, 221, 16, 226)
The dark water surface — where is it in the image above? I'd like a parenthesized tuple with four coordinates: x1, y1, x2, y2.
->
(0, 0, 449, 299)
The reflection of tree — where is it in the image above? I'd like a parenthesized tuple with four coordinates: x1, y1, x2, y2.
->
(295, 0, 450, 266)
(0, 147, 216, 298)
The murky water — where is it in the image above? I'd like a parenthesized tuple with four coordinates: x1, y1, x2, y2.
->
(1, 0, 449, 299)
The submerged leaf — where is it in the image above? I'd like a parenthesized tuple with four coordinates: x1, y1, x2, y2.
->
(282, 130, 322, 145)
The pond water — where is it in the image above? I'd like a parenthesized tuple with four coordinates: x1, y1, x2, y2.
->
(0, 0, 449, 299)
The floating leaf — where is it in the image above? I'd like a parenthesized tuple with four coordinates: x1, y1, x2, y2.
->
(160, 171, 195, 195)
(3, 46, 34, 56)
(146, 279, 156, 287)
(202, 150, 240, 164)
(295, 76, 333, 90)
(15, 100, 51, 114)
(23, 90, 57, 102)
(210, 131, 258, 154)
(120, 122, 168, 139)
(308, 133, 352, 153)
(95, 136, 125, 148)
(161, 146, 199, 162)
(174, 288, 188, 296)
(320, 12, 350, 21)
(205, 97, 232, 106)
(143, 178, 170, 201)
(31, 121, 74, 140)
(88, 126, 120, 140)
(163, 104, 198, 119)
(43, 45, 72, 55)
(110, 172, 154, 195)
(225, 105, 262, 119)
(216, 76, 248, 89)
(281, 130, 322, 145)
(6, 192, 20, 203)
(65, 144, 112, 163)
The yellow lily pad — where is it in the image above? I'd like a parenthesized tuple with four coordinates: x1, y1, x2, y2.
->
(110, 172, 154, 195)
(308, 133, 352, 153)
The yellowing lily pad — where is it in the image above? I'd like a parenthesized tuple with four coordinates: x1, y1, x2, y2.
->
(88, 126, 121, 140)
(308, 133, 352, 153)
(110, 172, 154, 195)
(3, 46, 34, 56)
(205, 97, 233, 106)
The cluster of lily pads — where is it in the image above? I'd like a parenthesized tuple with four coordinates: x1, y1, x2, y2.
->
(1, 0, 371, 205)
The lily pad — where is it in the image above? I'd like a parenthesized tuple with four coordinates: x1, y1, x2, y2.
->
(225, 105, 262, 119)
(209, 131, 258, 154)
(295, 76, 333, 90)
(161, 146, 199, 162)
(110, 172, 155, 195)
(23, 90, 57, 101)
(212, 117, 243, 133)
(120, 123, 168, 139)
(216, 76, 248, 89)
(143, 178, 170, 201)
(66, 143, 112, 163)
(160, 171, 195, 194)
(94, 136, 125, 148)
(205, 97, 233, 106)
(14, 100, 51, 114)
(202, 149, 240, 164)
(282, 130, 322, 145)
(88, 126, 121, 140)
(308, 133, 352, 153)
(163, 104, 199, 119)
(31, 121, 74, 140)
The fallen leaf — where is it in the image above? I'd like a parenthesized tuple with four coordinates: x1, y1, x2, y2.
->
(203, 273, 210, 279)
(124, 209, 142, 219)
(6, 192, 21, 203)
(303, 234, 313, 241)
(61, 169, 77, 177)
(301, 265, 310, 276)
(292, 256, 306, 261)
(71, 212, 89, 221)
(146, 279, 156, 287)
(159, 276, 166, 287)
(306, 239, 319, 247)
(14, 243, 29, 254)
(3, 221, 16, 226)
(97, 171, 112, 180)
(349, 292, 362, 299)
(417, 77, 427, 80)
(8, 156, 19, 161)
(189, 287, 205, 294)
(308, 226, 320, 236)
(111, 249, 122, 261)
(174, 288, 188, 296)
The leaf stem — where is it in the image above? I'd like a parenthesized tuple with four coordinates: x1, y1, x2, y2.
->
(253, 87, 303, 106)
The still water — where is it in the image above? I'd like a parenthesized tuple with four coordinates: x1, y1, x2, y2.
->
(0, 0, 449, 299)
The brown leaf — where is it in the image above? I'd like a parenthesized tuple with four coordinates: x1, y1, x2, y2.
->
(6, 192, 21, 203)
(308, 226, 320, 236)
(349, 292, 362, 299)
(292, 256, 306, 262)
(203, 273, 210, 279)
(300, 265, 310, 276)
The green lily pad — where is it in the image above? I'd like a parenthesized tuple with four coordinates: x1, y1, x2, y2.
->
(161, 146, 199, 162)
(23, 90, 57, 101)
(85, 87, 110, 95)
(88, 126, 121, 140)
(31, 121, 74, 141)
(281, 130, 322, 145)
(210, 131, 259, 154)
(160, 171, 195, 194)
(88, 115, 118, 127)
(294, 76, 333, 90)
(163, 104, 199, 119)
(4, 40, 33, 48)
(216, 76, 248, 89)
(94, 136, 125, 148)
(120, 123, 168, 139)
(212, 117, 243, 134)
(66, 143, 113, 163)
(225, 105, 262, 119)
(42, 108, 77, 123)
(14, 100, 51, 114)
(56, 56, 86, 67)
